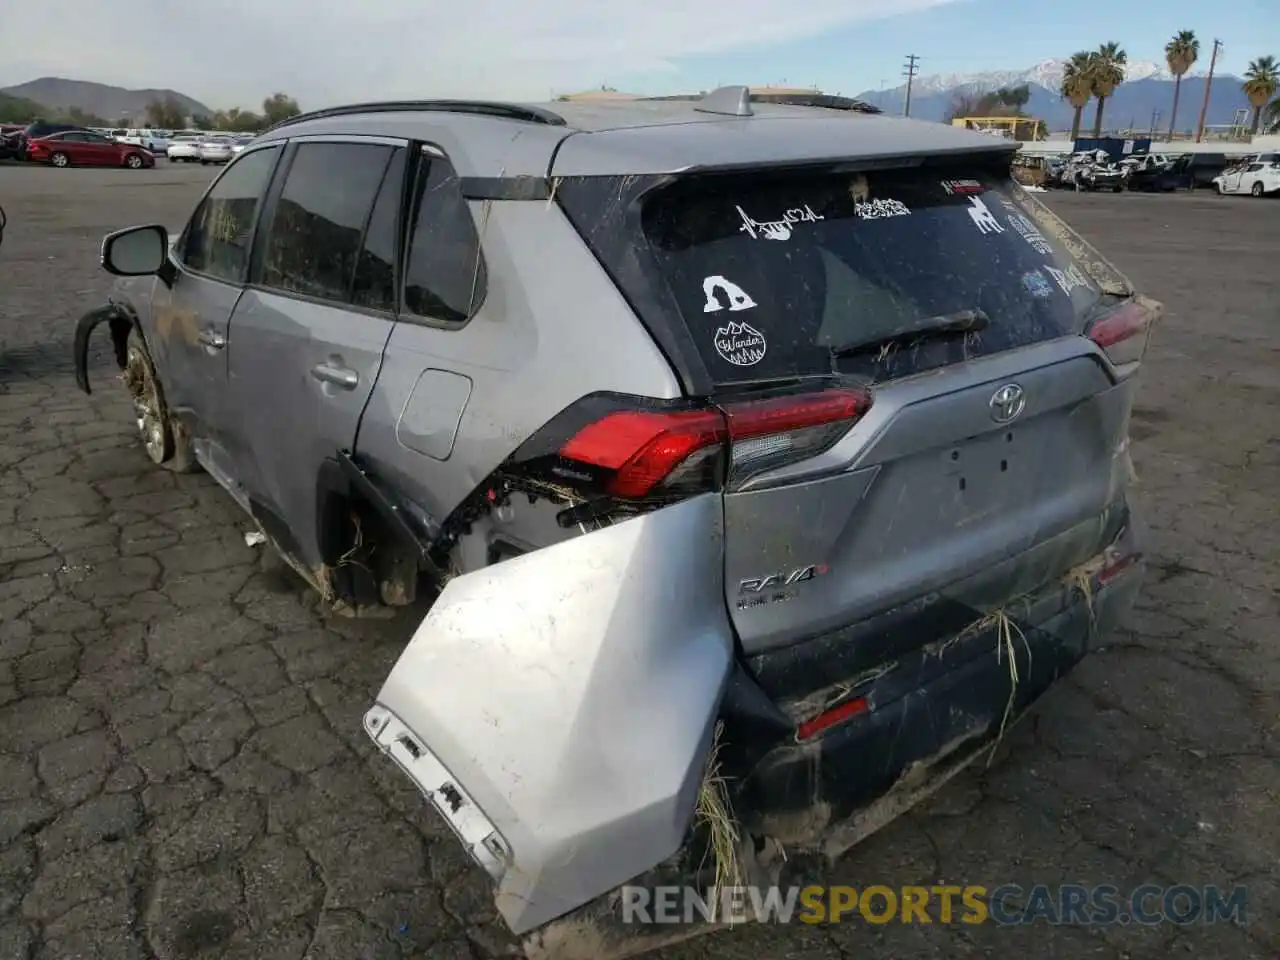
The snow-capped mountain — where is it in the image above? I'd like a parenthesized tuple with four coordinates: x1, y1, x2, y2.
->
(903, 58, 1210, 99)
(854, 58, 1248, 133)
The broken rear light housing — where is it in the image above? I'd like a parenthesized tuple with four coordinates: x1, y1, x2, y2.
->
(519, 386, 872, 502)
(1086, 300, 1153, 370)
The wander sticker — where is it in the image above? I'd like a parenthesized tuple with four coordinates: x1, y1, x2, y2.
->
(714, 321, 767, 366)
(854, 198, 911, 220)
(941, 179, 984, 196)
(966, 196, 1005, 235)
(702, 275, 757, 314)
(1045, 264, 1089, 296)
(1021, 269, 1054, 299)
(1005, 212, 1053, 256)
(737, 203, 824, 241)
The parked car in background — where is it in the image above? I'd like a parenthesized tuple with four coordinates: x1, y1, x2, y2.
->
(1213, 159, 1280, 197)
(0, 124, 25, 161)
(197, 136, 235, 164)
(167, 136, 202, 162)
(26, 130, 155, 168)
(1167, 152, 1231, 190)
(117, 129, 169, 152)
(75, 90, 1158, 960)
(230, 135, 252, 155)
(24, 121, 90, 140)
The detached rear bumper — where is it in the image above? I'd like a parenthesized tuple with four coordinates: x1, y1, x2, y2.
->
(365, 505, 1144, 959)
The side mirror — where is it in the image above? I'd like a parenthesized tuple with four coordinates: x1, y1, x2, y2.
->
(101, 224, 168, 277)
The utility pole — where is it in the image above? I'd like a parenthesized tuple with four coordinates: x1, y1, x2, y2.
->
(902, 54, 920, 118)
(1195, 39, 1222, 143)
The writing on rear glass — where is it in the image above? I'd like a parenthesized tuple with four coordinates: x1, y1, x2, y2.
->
(854, 198, 911, 220)
(736, 203, 824, 241)
(714, 321, 767, 366)
(1045, 263, 1089, 295)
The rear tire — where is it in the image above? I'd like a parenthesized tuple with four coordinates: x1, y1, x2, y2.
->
(122, 330, 198, 473)
(50, 152, 69, 168)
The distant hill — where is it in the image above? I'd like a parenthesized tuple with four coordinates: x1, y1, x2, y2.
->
(856, 59, 1253, 135)
(0, 77, 212, 123)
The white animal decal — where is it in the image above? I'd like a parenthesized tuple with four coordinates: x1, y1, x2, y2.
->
(966, 196, 1005, 235)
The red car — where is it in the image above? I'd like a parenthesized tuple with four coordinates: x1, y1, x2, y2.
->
(26, 130, 155, 169)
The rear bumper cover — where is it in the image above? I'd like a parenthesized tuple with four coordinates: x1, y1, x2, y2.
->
(366, 501, 1143, 953)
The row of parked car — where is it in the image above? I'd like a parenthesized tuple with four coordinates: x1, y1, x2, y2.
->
(0, 120, 253, 169)
(1015, 149, 1280, 197)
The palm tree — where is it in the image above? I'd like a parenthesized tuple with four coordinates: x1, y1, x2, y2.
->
(1164, 31, 1199, 139)
(1062, 52, 1096, 141)
(1242, 56, 1280, 134)
(1089, 42, 1128, 138)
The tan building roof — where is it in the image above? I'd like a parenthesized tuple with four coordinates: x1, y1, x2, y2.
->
(556, 89, 645, 102)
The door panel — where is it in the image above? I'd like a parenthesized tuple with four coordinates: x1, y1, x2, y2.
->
(225, 138, 404, 568)
(225, 292, 394, 566)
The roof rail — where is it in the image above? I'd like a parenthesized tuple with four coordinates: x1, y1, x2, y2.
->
(261, 100, 567, 135)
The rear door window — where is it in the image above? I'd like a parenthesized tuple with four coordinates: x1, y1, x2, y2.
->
(257, 141, 394, 304)
(639, 167, 1104, 385)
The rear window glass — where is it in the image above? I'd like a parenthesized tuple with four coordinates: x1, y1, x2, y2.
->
(640, 168, 1103, 384)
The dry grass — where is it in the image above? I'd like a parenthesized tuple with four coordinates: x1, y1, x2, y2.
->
(976, 608, 1032, 767)
(695, 721, 745, 923)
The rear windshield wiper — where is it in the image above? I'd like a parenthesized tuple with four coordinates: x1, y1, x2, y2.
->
(829, 308, 990, 360)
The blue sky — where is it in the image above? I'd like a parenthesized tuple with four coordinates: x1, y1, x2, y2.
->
(609, 0, 1280, 98)
(3, 0, 1278, 109)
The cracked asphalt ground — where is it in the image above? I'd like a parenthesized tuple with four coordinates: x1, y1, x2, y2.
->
(1, 163, 1277, 960)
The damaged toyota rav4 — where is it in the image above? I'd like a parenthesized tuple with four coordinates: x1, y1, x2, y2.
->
(76, 87, 1158, 959)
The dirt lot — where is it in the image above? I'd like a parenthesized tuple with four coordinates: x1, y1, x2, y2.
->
(0, 164, 1276, 960)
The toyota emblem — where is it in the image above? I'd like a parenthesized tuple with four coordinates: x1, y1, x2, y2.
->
(989, 383, 1026, 423)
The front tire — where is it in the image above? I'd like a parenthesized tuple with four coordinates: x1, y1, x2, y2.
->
(125, 153, 143, 169)
(122, 331, 197, 473)
(50, 152, 69, 168)
(1251, 182, 1265, 198)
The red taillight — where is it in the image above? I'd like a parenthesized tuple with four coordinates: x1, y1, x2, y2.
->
(1086, 301, 1153, 368)
(796, 696, 869, 741)
(559, 409, 726, 499)
(1098, 550, 1142, 585)
(557, 387, 872, 500)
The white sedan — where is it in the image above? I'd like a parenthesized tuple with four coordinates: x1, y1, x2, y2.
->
(1213, 159, 1280, 197)
(198, 137, 235, 165)
(166, 136, 202, 162)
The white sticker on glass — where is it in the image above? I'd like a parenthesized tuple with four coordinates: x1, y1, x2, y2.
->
(966, 196, 1005, 235)
(714, 321, 767, 366)
(941, 179, 984, 196)
(737, 203, 824, 241)
(1045, 264, 1089, 296)
(854, 198, 911, 220)
(1006, 212, 1053, 255)
(702, 275, 758, 313)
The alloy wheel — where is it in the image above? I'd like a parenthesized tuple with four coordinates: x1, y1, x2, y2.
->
(123, 343, 169, 464)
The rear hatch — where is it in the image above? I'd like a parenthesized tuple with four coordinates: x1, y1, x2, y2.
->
(557, 157, 1152, 665)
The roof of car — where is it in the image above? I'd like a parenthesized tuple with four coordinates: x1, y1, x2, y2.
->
(253, 90, 1018, 180)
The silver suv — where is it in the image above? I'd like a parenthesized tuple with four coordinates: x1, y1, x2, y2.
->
(75, 87, 1158, 959)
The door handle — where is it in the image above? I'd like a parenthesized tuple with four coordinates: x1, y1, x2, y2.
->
(311, 362, 359, 390)
(197, 329, 226, 350)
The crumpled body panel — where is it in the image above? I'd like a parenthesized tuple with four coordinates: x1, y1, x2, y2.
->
(366, 493, 734, 935)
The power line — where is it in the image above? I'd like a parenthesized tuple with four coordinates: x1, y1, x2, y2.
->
(902, 54, 921, 118)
